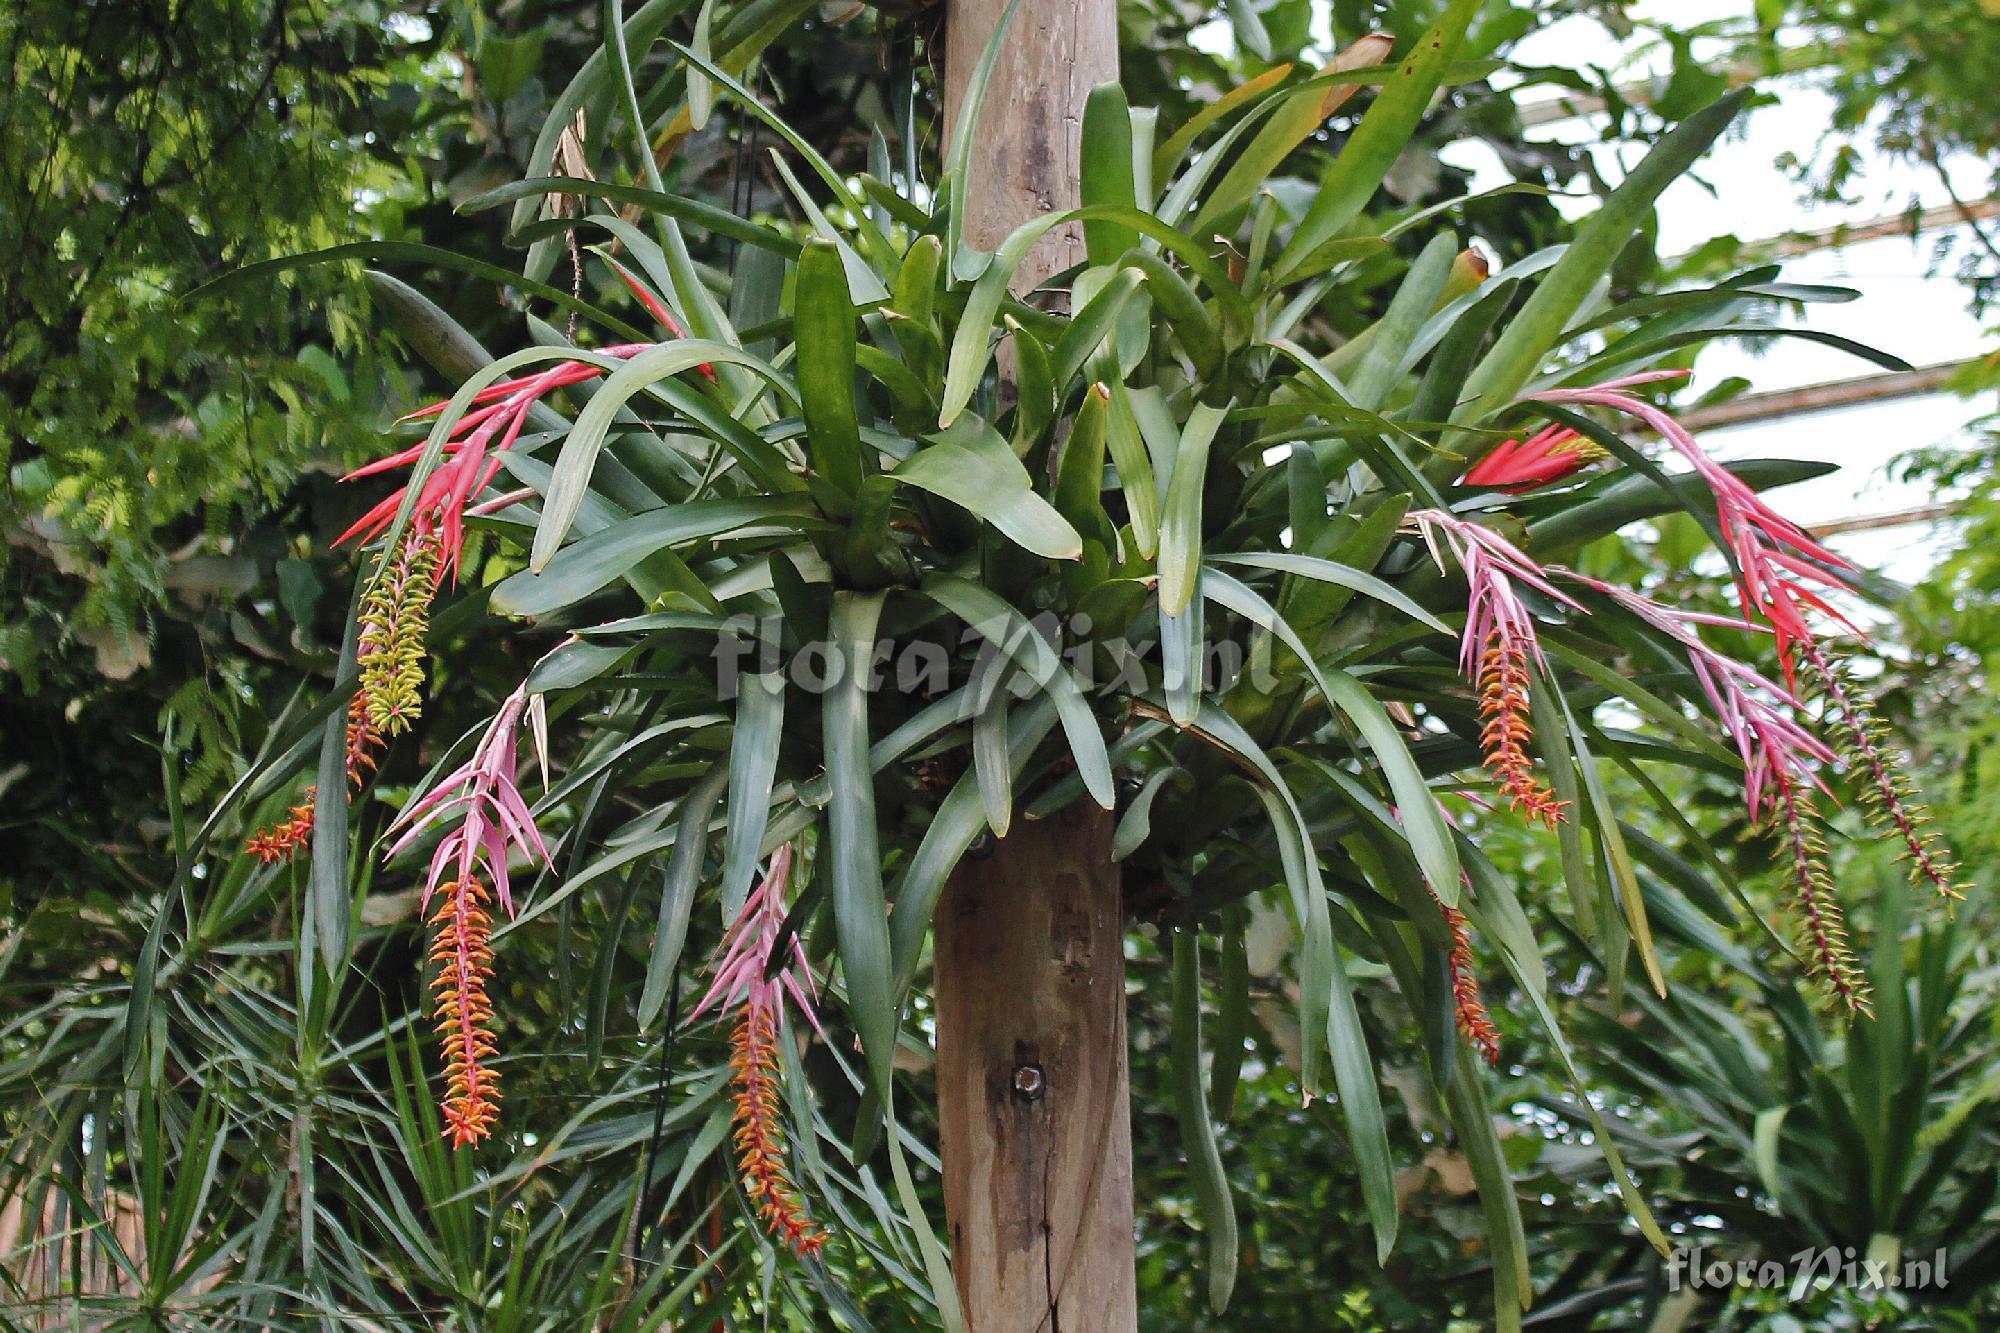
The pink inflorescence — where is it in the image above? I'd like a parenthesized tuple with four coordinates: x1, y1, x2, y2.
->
(388, 684, 550, 1145)
(1533, 372, 1857, 682)
(1461, 424, 1603, 493)
(1408, 509, 1583, 826)
(688, 844, 829, 1260)
(1565, 573, 1868, 1011)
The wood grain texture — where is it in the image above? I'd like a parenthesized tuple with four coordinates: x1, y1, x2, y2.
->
(943, 0, 1119, 298)
(937, 5, 1133, 1325)
(932, 803, 1137, 1331)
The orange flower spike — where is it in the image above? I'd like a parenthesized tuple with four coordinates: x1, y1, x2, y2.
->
(1409, 510, 1581, 830)
(728, 1007, 827, 1259)
(430, 877, 502, 1147)
(1476, 638, 1567, 828)
(1437, 893, 1500, 1064)
(240, 668, 390, 867)
(244, 794, 316, 863)
(689, 845, 829, 1260)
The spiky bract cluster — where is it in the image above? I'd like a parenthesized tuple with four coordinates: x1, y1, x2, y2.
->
(728, 1005, 827, 1260)
(244, 797, 316, 863)
(241, 688, 393, 863)
(1476, 637, 1566, 828)
(1799, 641, 1960, 902)
(1438, 894, 1500, 1064)
(690, 845, 828, 1259)
(1773, 780, 1871, 1015)
(357, 528, 443, 738)
(430, 876, 501, 1146)
(1409, 509, 1577, 827)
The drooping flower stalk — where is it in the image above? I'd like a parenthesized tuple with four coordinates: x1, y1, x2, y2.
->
(242, 677, 391, 863)
(1796, 639, 1959, 901)
(1432, 887, 1499, 1064)
(389, 683, 549, 1146)
(1533, 372, 1856, 681)
(1408, 510, 1582, 827)
(688, 844, 828, 1260)
(1461, 424, 1603, 493)
(430, 875, 501, 1145)
(356, 526, 443, 738)
(338, 342, 650, 581)
(1564, 574, 1831, 822)
(1773, 776, 1872, 1014)
(1564, 573, 1868, 1010)
(244, 797, 317, 864)
(248, 284, 696, 866)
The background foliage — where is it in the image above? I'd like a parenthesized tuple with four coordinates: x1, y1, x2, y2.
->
(2, 1, 1996, 1330)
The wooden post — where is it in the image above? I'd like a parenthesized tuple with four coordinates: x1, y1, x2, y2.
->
(932, 805, 1137, 1330)
(943, 0, 1118, 291)
(936, 2, 1132, 1325)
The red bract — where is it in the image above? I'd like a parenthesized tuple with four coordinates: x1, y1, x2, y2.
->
(337, 265, 716, 580)
(1461, 425, 1601, 492)
(1533, 372, 1856, 681)
(336, 343, 655, 583)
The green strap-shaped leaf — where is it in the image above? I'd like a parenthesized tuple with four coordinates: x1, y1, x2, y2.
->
(187, 241, 649, 344)
(888, 698, 1061, 1008)
(720, 672, 786, 916)
(1158, 404, 1226, 617)
(893, 432, 1083, 561)
(1209, 552, 1450, 634)
(1191, 34, 1397, 241)
(1162, 587, 1206, 726)
(1121, 250, 1223, 376)
(1051, 266, 1146, 388)
(1171, 929, 1240, 1313)
(923, 575, 1114, 810)
(1052, 383, 1115, 545)
(1081, 83, 1138, 264)
(1112, 766, 1178, 862)
(1210, 574, 1460, 899)
(1182, 704, 1394, 1257)
(1273, 0, 1481, 283)
(1347, 233, 1458, 411)
(638, 766, 728, 1030)
(307, 599, 364, 983)
(494, 497, 824, 617)
(530, 340, 799, 570)
(1495, 941, 1673, 1255)
(795, 237, 866, 507)
(940, 205, 1251, 427)
(1151, 62, 1293, 187)
(942, 0, 1025, 275)
(667, 39, 893, 270)
(969, 650, 1015, 836)
(473, 177, 801, 256)
(687, 0, 716, 129)
(1212, 905, 1250, 1120)
(1106, 380, 1161, 558)
(824, 591, 897, 1103)
(1450, 88, 1750, 433)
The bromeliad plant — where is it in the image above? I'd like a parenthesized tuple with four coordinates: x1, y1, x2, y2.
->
(230, 1, 1959, 1324)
